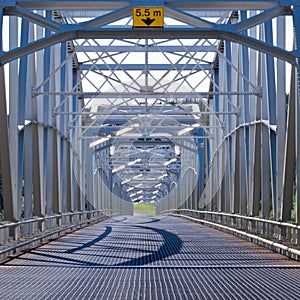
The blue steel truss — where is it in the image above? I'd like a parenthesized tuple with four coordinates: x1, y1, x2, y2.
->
(0, 0, 299, 244)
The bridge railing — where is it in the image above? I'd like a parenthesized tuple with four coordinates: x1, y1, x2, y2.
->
(0, 208, 130, 260)
(160, 209, 300, 259)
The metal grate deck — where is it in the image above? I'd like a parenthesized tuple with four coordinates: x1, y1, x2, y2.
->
(0, 215, 300, 299)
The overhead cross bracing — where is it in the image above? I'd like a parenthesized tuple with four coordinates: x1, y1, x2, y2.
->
(0, 0, 300, 256)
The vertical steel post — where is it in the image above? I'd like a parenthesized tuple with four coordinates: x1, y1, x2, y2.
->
(281, 66, 295, 221)
(0, 8, 14, 221)
(248, 17, 259, 217)
(225, 41, 233, 213)
(231, 43, 240, 214)
(293, 5, 300, 224)
(43, 11, 53, 216)
(265, 20, 277, 219)
(58, 42, 67, 213)
(0, 64, 15, 220)
(34, 18, 46, 219)
(240, 11, 250, 215)
(198, 128, 204, 209)
(260, 32, 271, 218)
(18, 19, 30, 219)
(252, 39, 262, 217)
(276, 16, 287, 220)
(214, 68, 220, 211)
(9, 16, 20, 221)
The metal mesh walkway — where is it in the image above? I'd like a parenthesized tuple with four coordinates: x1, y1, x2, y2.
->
(1, 215, 300, 299)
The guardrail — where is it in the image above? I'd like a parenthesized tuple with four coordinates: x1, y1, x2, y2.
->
(0, 209, 128, 260)
(160, 209, 300, 260)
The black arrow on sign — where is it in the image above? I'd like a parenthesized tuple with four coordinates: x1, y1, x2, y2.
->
(142, 17, 155, 26)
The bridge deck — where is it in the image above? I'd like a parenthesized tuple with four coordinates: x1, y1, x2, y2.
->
(1, 215, 300, 299)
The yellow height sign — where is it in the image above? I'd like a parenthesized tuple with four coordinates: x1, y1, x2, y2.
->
(133, 7, 164, 28)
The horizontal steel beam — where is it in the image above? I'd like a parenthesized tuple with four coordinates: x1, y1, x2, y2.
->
(74, 115, 221, 122)
(94, 139, 199, 153)
(82, 135, 207, 139)
(13, 0, 284, 10)
(110, 164, 181, 169)
(75, 45, 217, 53)
(69, 125, 221, 129)
(79, 64, 212, 71)
(0, 29, 295, 67)
(36, 90, 261, 97)
(57, 111, 238, 116)
(13, 1, 131, 10)
(166, 1, 284, 10)
(73, 115, 197, 121)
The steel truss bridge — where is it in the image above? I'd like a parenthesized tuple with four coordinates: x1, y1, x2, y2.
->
(1, 0, 300, 298)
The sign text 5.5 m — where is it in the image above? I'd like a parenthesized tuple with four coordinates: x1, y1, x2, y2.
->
(132, 7, 164, 28)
